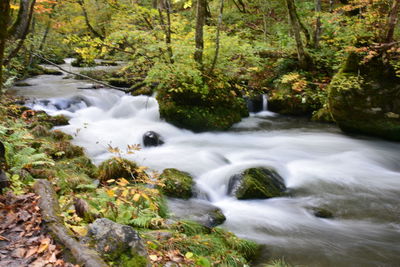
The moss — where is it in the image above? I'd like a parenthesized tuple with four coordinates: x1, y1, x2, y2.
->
(131, 86, 153, 96)
(97, 157, 140, 183)
(56, 168, 93, 192)
(31, 125, 51, 137)
(165, 222, 259, 266)
(311, 105, 334, 123)
(234, 168, 286, 200)
(58, 156, 97, 178)
(51, 130, 73, 141)
(41, 141, 84, 159)
(159, 168, 194, 199)
(34, 111, 69, 126)
(328, 52, 400, 141)
(117, 253, 148, 267)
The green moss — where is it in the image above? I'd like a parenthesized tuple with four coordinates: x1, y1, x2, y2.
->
(235, 168, 286, 200)
(97, 157, 140, 183)
(157, 86, 248, 132)
(117, 253, 148, 267)
(41, 141, 84, 159)
(328, 52, 400, 141)
(159, 168, 193, 199)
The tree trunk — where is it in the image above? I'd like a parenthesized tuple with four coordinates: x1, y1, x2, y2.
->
(77, 0, 104, 39)
(385, 0, 400, 43)
(209, 0, 224, 74)
(286, 0, 309, 69)
(157, 0, 174, 63)
(194, 0, 207, 68)
(4, 0, 36, 66)
(0, 1, 10, 91)
(9, 0, 31, 39)
(313, 0, 322, 48)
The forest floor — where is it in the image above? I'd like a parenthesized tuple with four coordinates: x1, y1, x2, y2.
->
(0, 192, 76, 267)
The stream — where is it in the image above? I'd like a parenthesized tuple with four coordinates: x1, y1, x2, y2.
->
(11, 61, 400, 267)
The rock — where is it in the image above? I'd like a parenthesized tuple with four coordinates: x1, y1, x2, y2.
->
(143, 131, 164, 147)
(328, 52, 400, 141)
(167, 199, 226, 227)
(0, 170, 9, 193)
(97, 157, 140, 183)
(245, 95, 264, 113)
(159, 168, 193, 199)
(87, 218, 148, 263)
(14, 82, 32, 87)
(228, 167, 286, 200)
(157, 88, 248, 132)
(312, 207, 334, 219)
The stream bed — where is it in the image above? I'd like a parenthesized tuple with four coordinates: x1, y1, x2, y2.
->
(11, 61, 400, 267)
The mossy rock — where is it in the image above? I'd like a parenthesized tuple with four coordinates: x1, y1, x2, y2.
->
(34, 111, 69, 126)
(312, 207, 334, 219)
(97, 157, 141, 183)
(229, 168, 286, 200)
(159, 168, 194, 199)
(328, 52, 400, 141)
(41, 141, 84, 159)
(131, 86, 153, 96)
(157, 87, 249, 132)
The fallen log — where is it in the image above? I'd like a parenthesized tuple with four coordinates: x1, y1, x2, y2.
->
(31, 53, 139, 93)
(33, 179, 108, 267)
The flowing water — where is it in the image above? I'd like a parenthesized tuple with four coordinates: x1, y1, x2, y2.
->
(11, 62, 400, 267)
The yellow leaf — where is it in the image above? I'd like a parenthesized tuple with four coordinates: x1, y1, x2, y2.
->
(133, 193, 141, 202)
(117, 178, 129, 187)
(121, 189, 129, 198)
(149, 255, 158, 261)
(106, 189, 115, 197)
(70, 225, 88, 236)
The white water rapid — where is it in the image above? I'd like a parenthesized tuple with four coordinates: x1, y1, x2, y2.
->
(11, 62, 400, 267)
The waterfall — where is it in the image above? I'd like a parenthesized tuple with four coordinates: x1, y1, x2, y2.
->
(262, 94, 268, 111)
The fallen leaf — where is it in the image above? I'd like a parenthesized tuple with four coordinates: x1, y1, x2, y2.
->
(11, 248, 26, 258)
(25, 246, 38, 258)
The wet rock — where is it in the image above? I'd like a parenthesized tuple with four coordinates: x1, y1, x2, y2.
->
(143, 131, 164, 147)
(167, 199, 226, 227)
(86, 218, 148, 261)
(245, 95, 264, 113)
(312, 207, 334, 219)
(328, 52, 400, 141)
(14, 82, 32, 87)
(159, 168, 193, 199)
(228, 167, 286, 199)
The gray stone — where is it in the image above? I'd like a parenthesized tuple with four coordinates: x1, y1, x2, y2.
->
(167, 199, 226, 227)
(87, 218, 147, 258)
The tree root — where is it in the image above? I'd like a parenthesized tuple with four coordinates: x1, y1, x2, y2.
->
(33, 179, 108, 267)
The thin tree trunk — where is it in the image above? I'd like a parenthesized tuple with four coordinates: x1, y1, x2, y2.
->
(286, 0, 309, 68)
(157, 0, 174, 63)
(0, 0, 11, 91)
(385, 0, 400, 43)
(313, 0, 322, 48)
(329, 0, 334, 12)
(4, 0, 36, 66)
(77, 0, 104, 39)
(8, 0, 30, 39)
(194, 0, 207, 68)
(209, 0, 224, 75)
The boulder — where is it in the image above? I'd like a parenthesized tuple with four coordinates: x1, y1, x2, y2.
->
(167, 199, 226, 227)
(311, 207, 334, 219)
(328, 52, 400, 141)
(86, 218, 149, 265)
(143, 131, 164, 147)
(157, 88, 248, 132)
(159, 168, 193, 199)
(228, 167, 286, 200)
(245, 95, 264, 113)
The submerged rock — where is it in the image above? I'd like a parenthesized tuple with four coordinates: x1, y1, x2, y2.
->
(167, 199, 226, 227)
(328, 52, 400, 141)
(143, 131, 164, 147)
(312, 207, 334, 219)
(159, 168, 193, 199)
(86, 218, 148, 265)
(228, 167, 286, 199)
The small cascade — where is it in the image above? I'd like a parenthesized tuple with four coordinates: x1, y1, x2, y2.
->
(262, 94, 268, 111)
